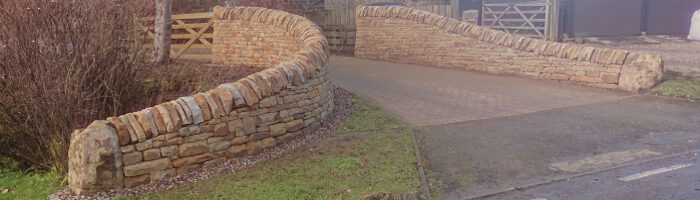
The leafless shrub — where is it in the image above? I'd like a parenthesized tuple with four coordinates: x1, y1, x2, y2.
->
(0, 0, 145, 173)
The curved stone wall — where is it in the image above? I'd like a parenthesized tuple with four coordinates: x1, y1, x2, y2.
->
(355, 6, 663, 92)
(68, 7, 333, 194)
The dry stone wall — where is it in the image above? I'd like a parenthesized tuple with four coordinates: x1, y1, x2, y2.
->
(67, 6, 332, 194)
(355, 6, 663, 92)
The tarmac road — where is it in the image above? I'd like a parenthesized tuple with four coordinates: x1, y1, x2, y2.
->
(329, 56, 700, 199)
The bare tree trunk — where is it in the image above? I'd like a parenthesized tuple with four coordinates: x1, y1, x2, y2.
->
(152, 0, 172, 64)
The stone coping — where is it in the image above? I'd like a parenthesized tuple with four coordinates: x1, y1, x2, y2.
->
(67, 6, 331, 194)
(106, 7, 330, 146)
(356, 6, 663, 92)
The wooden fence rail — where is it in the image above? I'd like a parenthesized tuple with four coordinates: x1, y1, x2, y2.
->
(410, 5, 455, 19)
(140, 12, 214, 61)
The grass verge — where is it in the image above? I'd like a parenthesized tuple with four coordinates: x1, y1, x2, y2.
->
(134, 96, 420, 199)
(649, 71, 700, 100)
(337, 97, 404, 133)
(0, 156, 64, 200)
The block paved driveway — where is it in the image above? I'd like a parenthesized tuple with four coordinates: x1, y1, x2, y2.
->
(329, 56, 700, 199)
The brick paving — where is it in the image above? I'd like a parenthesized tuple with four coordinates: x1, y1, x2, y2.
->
(329, 56, 629, 127)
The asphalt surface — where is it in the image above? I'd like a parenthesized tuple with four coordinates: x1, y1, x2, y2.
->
(328, 56, 700, 199)
(486, 150, 700, 200)
(414, 96, 700, 199)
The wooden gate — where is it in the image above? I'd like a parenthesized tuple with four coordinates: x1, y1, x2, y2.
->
(482, 1, 550, 39)
(307, 8, 356, 54)
(141, 12, 214, 61)
(410, 5, 455, 19)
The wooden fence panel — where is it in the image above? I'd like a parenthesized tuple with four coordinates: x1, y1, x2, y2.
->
(307, 5, 457, 54)
(409, 5, 455, 18)
(307, 8, 357, 53)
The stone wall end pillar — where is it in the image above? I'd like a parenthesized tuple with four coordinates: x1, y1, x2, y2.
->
(619, 53, 664, 93)
(68, 120, 123, 195)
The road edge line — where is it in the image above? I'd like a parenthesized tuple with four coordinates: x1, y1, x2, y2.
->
(467, 149, 700, 199)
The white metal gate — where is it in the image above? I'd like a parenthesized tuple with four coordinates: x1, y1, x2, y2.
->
(482, 1, 550, 39)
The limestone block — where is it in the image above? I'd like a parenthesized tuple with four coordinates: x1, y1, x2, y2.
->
(121, 145, 135, 154)
(134, 112, 153, 139)
(286, 120, 304, 132)
(172, 153, 217, 167)
(184, 132, 213, 143)
(200, 124, 214, 133)
(160, 145, 178, 158)
(249, 132, 271, 141)
(162, 103, 182, 131)
(179, 141, 208, 157)
(228, 119, 244, 136)
(147, 107, 167, 134)
(242, 79, 263, 100)
(182, 96, 205, 124)
(68, 120, 123, 195)
(209, 141, 231, 152)
(204, 92, 225, 118)
(209, 88, 234, 114)
(217, 83, 246, 108)
(269, 123, 286, 137)
(118, 115, 138, 144)
(106, 117, 130, 146)
(246, 141, 263, 155)
(213, 123, 229, 137)
(232, 82, 259, 106)
(230, 136, 249, 145)
(242, 117, 256, 135)
(126, 114, 146, 142)
(123, 158, 172, 177)
(139, 109, 159, 138)
(193, 93, 213, 121)
(168, 101, 188, 127)
(124, 174, 149, 188)
(122, 152, 143, 165)
(134, 139, 152, 151)
(619, 53, 663, 93)
(143, 148, 161, 161)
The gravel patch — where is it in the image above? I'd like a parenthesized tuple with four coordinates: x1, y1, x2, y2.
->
(48, 87, 355, 200)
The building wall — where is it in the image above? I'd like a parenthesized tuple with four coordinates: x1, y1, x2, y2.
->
(563, 0, 700, 36)
(645, 0, 700, 35)
(564, 0, 643, 37)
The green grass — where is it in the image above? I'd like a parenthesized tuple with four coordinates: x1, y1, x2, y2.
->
(0, 156, 64, 200)
(337, 97, 404, 133)
(132, 96, 420, 200)
(649, 72, 700, 100)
